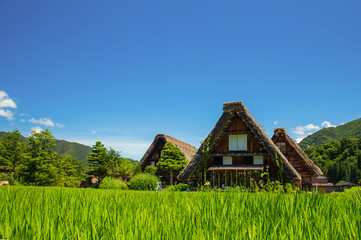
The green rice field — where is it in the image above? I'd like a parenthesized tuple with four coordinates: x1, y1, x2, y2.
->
(1, 186, 360, 239)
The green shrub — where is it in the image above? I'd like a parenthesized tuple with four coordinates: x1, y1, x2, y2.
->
(128, 173, 159, 191)
(98, 177, 128, 190)
(144, 166, 157, 175)
(164, 183, 189, 191)
(344, 186, 361, 194)
(133, 164, 142, 175)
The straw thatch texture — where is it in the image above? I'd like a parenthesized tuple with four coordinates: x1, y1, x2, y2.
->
(139, 134, 196, 169)
(272, 128, 324, 177)
(177, 101, 301, 182)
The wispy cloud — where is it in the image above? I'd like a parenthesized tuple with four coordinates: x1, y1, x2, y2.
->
(292, 121, 336, 143)
(0, 91, 17, 120)
(273, 121, 278, 125)
(56, 123, 65, 128)
(29, 118, 55, 127)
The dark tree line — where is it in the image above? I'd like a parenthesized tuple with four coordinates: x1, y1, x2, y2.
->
(305, 138, 361, 184)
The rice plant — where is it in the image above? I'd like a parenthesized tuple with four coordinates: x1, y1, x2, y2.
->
(0, 186, 360, 239)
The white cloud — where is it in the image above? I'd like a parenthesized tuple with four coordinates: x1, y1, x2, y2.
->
(20, 119, 25, 122)
(274, 121, 278, 125)
(30, 126, 43, 134)
(91, 130, 96, 134)
(292, 121, 339, 143)
(321, 121, 336, 128)
(292, 124, 320, 143)
(56, 123, 65, 128)
(0, 109, 15, 120)
(0, 91, 17, 120)
(0, 98, 17, 109)
(29, 118, 55, 127)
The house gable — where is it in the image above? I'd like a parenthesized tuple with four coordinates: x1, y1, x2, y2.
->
(177, 101, 301, 185)
(272, 128, 324, 185)
(139, 134, 197, 170)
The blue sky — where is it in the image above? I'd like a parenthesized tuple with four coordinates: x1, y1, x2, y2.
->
(1, 1, 360, 159)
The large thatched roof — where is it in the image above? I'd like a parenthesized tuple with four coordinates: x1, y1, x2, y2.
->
(272, 128, 324, 177)
(177, 101, 301, 182)
(139, 134, 197, 168)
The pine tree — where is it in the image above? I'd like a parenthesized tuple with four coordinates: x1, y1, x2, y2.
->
(87, 141, 108, 177)
(156, 142, 187, 185)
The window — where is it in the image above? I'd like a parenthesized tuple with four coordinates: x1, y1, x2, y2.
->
(160, 150, 163, 158)
(229, 134, 247, 151)
(223, 156, 232, 165)
(253, 156, 263, 165)
(151, 161, 156, 167)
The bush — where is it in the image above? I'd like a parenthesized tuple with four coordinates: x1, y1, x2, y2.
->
(128, 173, 159, 191)
(344, 186, 361, 194)
(164, 183, 189, 191)
(133, 164, 142, 175)
(144, 166, 157, 175)
(98, 177, 128, 190)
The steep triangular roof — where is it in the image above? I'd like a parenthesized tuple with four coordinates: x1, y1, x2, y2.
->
(272, 128, 324, 177)
(139, 134, 197, 168)
(178, 101, 301, 182)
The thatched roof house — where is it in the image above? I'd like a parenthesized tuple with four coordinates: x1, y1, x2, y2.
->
(139, 134, 197, 170)
(272, 128, 327, 189)
(178, 101, 302, 187)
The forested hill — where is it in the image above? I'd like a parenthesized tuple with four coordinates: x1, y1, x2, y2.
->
(0, 131, 91, 165)
(299, 117, 361, 150)
(305, 138, 361, 184)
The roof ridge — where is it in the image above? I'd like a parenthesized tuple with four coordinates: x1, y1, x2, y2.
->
(163, 134, 197, 150)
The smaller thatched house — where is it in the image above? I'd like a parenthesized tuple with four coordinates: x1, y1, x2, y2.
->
(139, 134, 197, 170)
(271, 128, 332, 191)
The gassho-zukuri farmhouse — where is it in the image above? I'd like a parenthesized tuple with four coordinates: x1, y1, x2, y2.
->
(140, 101, 333, 192)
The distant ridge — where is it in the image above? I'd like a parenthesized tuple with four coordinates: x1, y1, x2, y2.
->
(0, 131, 91, 165)
(299, 117, 361, 149)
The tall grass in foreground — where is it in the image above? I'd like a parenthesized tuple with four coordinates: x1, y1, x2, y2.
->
(0, 186, 360, 239)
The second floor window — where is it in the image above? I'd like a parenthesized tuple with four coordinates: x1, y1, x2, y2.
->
(229, 134, 247, 151)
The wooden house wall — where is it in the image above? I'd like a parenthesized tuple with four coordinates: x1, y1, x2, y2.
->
(212, 116, 267, 154)
(273, 135, 313, 184)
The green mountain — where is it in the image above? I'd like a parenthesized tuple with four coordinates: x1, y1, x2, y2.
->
(0, 131, 91, 165)
(299, 117, 361, 150)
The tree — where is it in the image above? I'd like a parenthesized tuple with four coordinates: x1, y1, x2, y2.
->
(19, 129, 59, 185)
(133, 164, 142, 175)
(87, 141, 108, 177)
(55, 155, 84, 187)
(105, 148, 134, 179)
(87, 143, 135, 180)
(156, 142, 187, 185)
(144, 165, 157, 175)
(0, 129, 26, 176)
